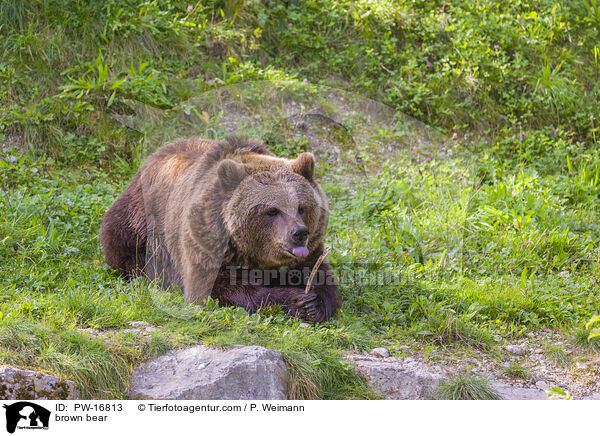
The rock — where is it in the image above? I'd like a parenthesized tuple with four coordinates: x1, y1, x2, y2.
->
(490, 381, 547, 400)
(346, 355, 551, 400)
(129, 321, 152, 328)
(0, 366, 79, 400)
(129, 345, 288, 400)
(346, 354, 449, 399)
(370, 347, 390, 358)
(503, 345, 527, 356)
(535, 380, 550, 390)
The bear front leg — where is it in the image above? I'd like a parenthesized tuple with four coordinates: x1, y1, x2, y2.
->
(182, 261, 221, 304)
(209, 260, 340, 321)
(180, 234, 228, 304)
(212, 283, 338, 322)
(209, 280, 329, 322)
(290, 283, 339, 323)
(290, 259, 340, 322)
(290, 291, 323, 322)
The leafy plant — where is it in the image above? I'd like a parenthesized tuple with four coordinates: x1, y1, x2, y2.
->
(546, 386, 573, 400)
(61, 51, 126, 107)
(583, 0, 600, 30)
(585, 315, 600, 340)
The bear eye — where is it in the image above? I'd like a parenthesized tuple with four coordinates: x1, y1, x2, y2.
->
(266, 208, 280, 217)
(298, 206, 305, 215)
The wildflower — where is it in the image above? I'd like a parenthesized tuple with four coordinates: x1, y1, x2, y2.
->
(521, 133, 526, 139)
(187, 5, 193, 11)
(427, 62, 432, 67)
(288, 23, 293, 26)
(493, 44, 500, 49)
(568, 171, 573, 177)
(452, 132, 458, 139)
(303, 78, 308, 83)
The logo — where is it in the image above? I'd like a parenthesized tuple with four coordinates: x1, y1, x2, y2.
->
(2, 402, 50, 434)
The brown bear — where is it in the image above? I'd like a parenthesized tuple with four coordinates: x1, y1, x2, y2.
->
(100, 136, 340, 322)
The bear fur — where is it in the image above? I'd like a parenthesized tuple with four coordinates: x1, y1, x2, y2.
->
(100, 136, 340, 322)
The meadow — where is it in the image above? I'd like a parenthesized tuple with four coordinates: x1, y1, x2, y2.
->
(1, 0, 600, 399)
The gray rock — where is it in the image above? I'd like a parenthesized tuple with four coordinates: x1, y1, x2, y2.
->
(129, 345, 288, 400)
(503, 345, 527, 356)
(129, 321, 152, 328)
(0, 366, 79, 400)
(491, 382, 547, 400)
(346, 354, 551, 400)
(346, 354, 448, 399)
(370, 347, 390, 358)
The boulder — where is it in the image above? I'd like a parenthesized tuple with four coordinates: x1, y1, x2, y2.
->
(503, 345, 527, 356)
(346, 354, 448, 399)
(346, 354, 551, 400)
(370, 347, 390, 358)
(129, 345, 288, 400)
(0, 366, 79, 400)
(490, 381, 547, 400)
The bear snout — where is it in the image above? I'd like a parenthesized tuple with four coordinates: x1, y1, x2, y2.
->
(290, 225, 309, 245)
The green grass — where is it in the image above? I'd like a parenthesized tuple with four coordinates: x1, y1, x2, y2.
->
(1, 0, 600, 399)
(572, 325, 600, 352)
(502, 363, 531, 380)
(433, 374, 503, 400)
(544, 345, 573, 368)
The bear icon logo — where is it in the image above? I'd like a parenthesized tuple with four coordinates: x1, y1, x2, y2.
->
(2, 402, 50, 434)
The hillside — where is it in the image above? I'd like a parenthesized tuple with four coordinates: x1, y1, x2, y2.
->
(1, 0, 600, 399)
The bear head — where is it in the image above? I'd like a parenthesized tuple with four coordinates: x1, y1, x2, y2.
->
(218, 152, 328, 269)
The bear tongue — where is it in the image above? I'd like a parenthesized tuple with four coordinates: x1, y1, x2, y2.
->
(292, 246, 309, 257)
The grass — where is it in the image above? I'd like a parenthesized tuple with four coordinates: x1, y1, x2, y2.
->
(1, 0, 600, 399)
(572, 325, 600, 352)
(544, 345, 573, 368)
(502, 363, 531, 380)
(433, 374, 503, 400)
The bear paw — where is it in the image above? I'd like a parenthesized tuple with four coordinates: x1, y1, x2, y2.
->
(291, 292, 325, 323)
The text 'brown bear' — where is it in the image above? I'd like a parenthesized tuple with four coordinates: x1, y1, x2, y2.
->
(100, 136, 340, 322)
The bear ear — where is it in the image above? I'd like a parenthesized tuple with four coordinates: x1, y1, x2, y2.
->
(217, 159, 247, 192)
(291, 152, 315, 180)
